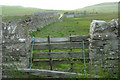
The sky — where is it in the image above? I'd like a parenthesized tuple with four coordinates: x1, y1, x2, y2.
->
(0, 0, 119, 10)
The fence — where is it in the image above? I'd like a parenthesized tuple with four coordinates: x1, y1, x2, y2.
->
(31, 35, 90, 74)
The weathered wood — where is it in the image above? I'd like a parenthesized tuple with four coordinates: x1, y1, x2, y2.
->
(2, 41, 25, 44)
(69, 34, 73, 71)
(33, 42, 89, 50)
(17, 68, 83, 78)
(48, 35, 53, 70)
(12, 68, 100, 78)
(34, 37, 70, 43)
(70, 35, 90, 42)
(34, 38, 47, 42)
(33, 51, 89, 59)
(33, 58, 90, 62)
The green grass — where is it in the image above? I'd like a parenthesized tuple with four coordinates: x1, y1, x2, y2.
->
(2, 15, 32, 22)
(30, 13, 118, 38)
(1, 2, 118, 16)
(33, 49, 88, 53)
(1, 5, 67, 15)
(30, 18, 90, 38)
(2, 6, 48, 15)
(30, 22, 56, 37)
(75, 2, 118, 13)
(32, 60, 89, 74)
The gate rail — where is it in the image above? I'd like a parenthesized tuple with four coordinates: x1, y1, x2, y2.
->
(31, 35, 90, 71)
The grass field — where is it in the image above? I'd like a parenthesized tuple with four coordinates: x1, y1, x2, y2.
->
(2, 6, 48, 15)
(1, 5, 67, 16)
(1, 2, 118, 16)
(75, 2, 118, 13)
(30, 13, 118, 38)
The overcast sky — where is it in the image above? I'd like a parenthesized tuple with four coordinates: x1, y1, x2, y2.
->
(0, 0, 119, 10)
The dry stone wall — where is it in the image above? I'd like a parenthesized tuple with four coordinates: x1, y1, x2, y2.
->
(2, 14, 58, 78)
(2, 21, 31, 78)
(29, 15, 58, 33)
(89, 19, 119, 77)
(2, 13, 58, 65)
(2, 21, 30, 67)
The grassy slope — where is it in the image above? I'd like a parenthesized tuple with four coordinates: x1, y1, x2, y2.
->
(75, 2, 118, 13)
(30, 13, 118, 38)
(1, 2, 118, 15)
(2, 6, 48, 15)
(1, 5, 66, 15)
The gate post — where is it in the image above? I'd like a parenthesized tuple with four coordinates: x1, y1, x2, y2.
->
(89, 19, 119, 77)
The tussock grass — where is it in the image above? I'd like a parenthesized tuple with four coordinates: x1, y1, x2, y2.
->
(30, 13, 118, 38)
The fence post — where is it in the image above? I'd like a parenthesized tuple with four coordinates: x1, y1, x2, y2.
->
(48, 35, 53, 70)
(69, 34, 73, 71)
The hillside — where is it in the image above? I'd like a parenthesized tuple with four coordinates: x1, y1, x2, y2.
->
(1, 2, 118, 16)
(1, 5, 50, 16)
(75, 2, 118, 13)
(1, 5, 67, 16)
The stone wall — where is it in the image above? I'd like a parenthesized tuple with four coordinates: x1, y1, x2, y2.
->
(2, 14, 58, 78)
(2, 21, 30, 67)
(29, 15, 58, 33)
(2, 13, 58, 64)
(16, 15, 58, 33)
(2, 21, 31, 78)
(89, 19, 119, 77)
(34, 12, 58, 16)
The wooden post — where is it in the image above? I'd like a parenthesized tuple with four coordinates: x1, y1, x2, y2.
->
(48, 35, 53, 70)
(69, 34, 73, 71)
(29, 42, 32, 68)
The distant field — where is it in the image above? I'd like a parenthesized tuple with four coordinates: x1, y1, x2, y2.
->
(2, 6, 44, 15)
(30, 13, 118, 38)
(1, 2, 118, 16)
(75, 2, 118, 13)
(1, 5, 67, 16)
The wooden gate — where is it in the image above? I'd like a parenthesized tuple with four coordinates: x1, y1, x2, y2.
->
(29, 35, 90, 77)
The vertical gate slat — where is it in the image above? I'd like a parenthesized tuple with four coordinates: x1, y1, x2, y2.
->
(69, 34, 73, 71)
(48, 35, 53, 70)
